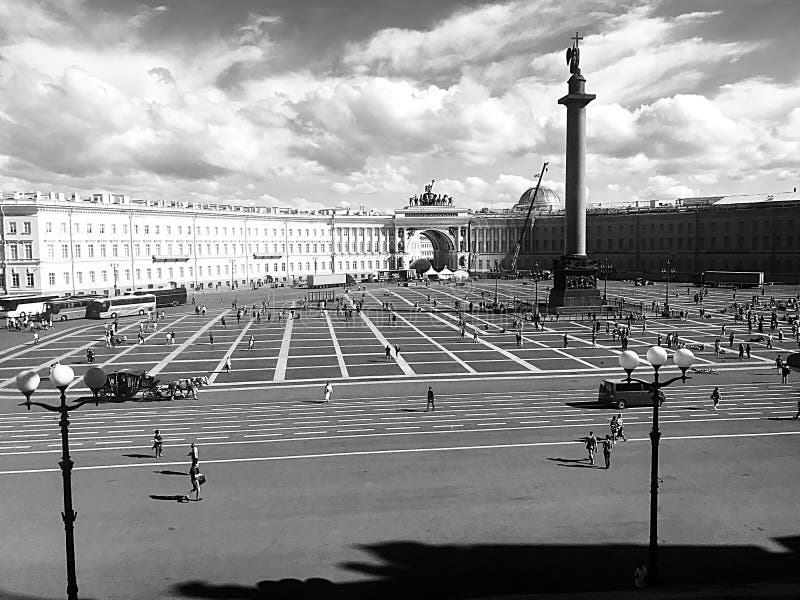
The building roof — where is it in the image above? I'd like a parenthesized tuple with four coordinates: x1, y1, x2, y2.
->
(513, 186, 563, 212)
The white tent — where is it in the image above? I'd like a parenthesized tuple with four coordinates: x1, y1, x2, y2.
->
(438, 266, 454, 279)
(423, 265, 439, 278)
(453, 269, 469, 280)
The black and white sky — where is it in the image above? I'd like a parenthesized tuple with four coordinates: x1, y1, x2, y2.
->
(1, 0, 798, 211)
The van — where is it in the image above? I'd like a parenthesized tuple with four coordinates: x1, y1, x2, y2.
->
(598, 379, 664, 410)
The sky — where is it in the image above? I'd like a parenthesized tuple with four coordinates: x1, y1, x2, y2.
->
(0, 0, 798, 212)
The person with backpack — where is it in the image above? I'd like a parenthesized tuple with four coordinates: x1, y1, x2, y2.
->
(586, 431, 598, 465)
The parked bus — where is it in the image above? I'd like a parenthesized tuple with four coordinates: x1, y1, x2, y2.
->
(0, 294, 58, 319)
(701, 271, 764, 288)
(85, 294, 156, 319)
(133, 286, 187, 308)
(46, 296, 102, 321)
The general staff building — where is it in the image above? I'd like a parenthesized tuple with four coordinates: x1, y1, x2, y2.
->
(1, 185, 799, 296)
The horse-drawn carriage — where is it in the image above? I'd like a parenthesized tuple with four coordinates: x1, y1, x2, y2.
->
(95, 370, 158, 400)
(95, 370, 208, 401)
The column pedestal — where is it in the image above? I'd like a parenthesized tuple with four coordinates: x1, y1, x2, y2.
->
(548, 254, 602, 310)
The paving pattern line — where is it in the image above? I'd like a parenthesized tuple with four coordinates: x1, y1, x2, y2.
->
(391, 289, 541, 373)
(67, 314, 192, 390)
(273, 313, 295, 381)
(0, 319, 145, 390)
(2, 430, 798, 476)
(324, 309, 349, 378)
(346, 294, 415, 376)
(208, 319, 255, 384)
(366, 291, 477, 374)
(0, 323, 87, 360)
(148, 310, 229, 377)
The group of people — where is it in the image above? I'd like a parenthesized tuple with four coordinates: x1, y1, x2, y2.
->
(151, 432, 204, 502)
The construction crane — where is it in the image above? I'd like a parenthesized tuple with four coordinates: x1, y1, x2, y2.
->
(509, 161, 549, 274)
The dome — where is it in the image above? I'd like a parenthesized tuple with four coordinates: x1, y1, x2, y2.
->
(513, 186, 562, 211)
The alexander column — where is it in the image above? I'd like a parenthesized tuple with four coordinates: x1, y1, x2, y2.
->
(549, 32, 602, 310)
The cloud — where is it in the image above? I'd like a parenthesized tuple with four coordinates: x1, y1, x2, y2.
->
(148, 66, 175, 85)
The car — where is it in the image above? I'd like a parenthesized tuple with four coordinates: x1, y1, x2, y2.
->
(598, 379, 664, 410)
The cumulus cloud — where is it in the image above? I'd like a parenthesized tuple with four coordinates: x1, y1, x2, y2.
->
(0, 0, 797, 211)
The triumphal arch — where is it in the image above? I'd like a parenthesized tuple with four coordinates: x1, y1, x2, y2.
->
(390, 181, 471, 272)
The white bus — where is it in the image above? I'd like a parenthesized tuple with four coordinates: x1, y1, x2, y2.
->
(85, 294, 157, 319)
(46, 296, 102, 321)
(0, 294, 58, 319)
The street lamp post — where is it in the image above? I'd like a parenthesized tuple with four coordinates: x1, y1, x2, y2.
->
(661, 258, 676, 316)
(618, 346, 695, 587)
(111, 263, 119, 296)
(229, 259, 236, 290)
(532, 260, 542, 315)
(599, 257, 613, 303)
(494, 259, 499, 305)
(15, 365, 109, 600)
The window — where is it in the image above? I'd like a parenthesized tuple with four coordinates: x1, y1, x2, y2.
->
(76, 272, 83, 284)
(61, 244, 69, 258)
(49, 273, 56, 285)
(8, 222, 17, 234)
(86, 223, 93, 234)
(23, 243, 33, 259)
(11, 272, 20, 287)
(23, 222, 31, 234)
(89, 271, 96, 283)
(9, 245, 18, 260)
(154, 225, 159, 234)
(157, 268, 162, 278)
(146, 268, 152, 280)
(61, 223, 67, 234)
(25, 273, 34, 287)
(102, 270, 108, 282)
(112, 243, 118, 257)
(123, 224, 128, 234)
(100, 244, 107, 257)
(135, 268, 141, 280)
(64, 272, 70, 285)
(47, 245, 54, 259)
(46, 222, 53, 233)
(99, 224, 105, 234)
(73, 244, 81, 258)
(144, 225, 149, 234)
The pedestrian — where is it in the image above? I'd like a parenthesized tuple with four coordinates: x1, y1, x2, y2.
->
(586, 431, 597, 465)
(152, 430, 163, 458)
(738, 343, 744, 360)
(472, 330, 478, 343)
(729, 332, 735, 347)
(781, 365, 790, 384)
(170, 330, 176, 345)
(248, 334, 255, 351)
(221, 316, 226, 328)
(385, 345, 392, 363)
(615, 414, 626, 441)
(186, 462, 202, 502)
(165, 333, 171, 346)
(32, 331, 39, 344)
(602, 435, 613, 469)
(711, 387, 720, 409)
(138, 332, 144, 344)
(634, 560, 648, 589)
(746, 343, 751, 359)
(776, 355, 783, 375)
(209, 332, 214, 346)
(426, 386, 435, 412)
(395, 343, 400, 358)
(324, 381, 333, 403)
(188, 442, 199, 467)
(224, 358, 231, 373)
(563, 333, 568, 348)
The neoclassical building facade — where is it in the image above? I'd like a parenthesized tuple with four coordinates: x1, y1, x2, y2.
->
(2, 186, 799, 296)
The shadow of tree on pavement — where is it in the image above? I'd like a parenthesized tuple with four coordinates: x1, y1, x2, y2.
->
(172, 536, 800, 599)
